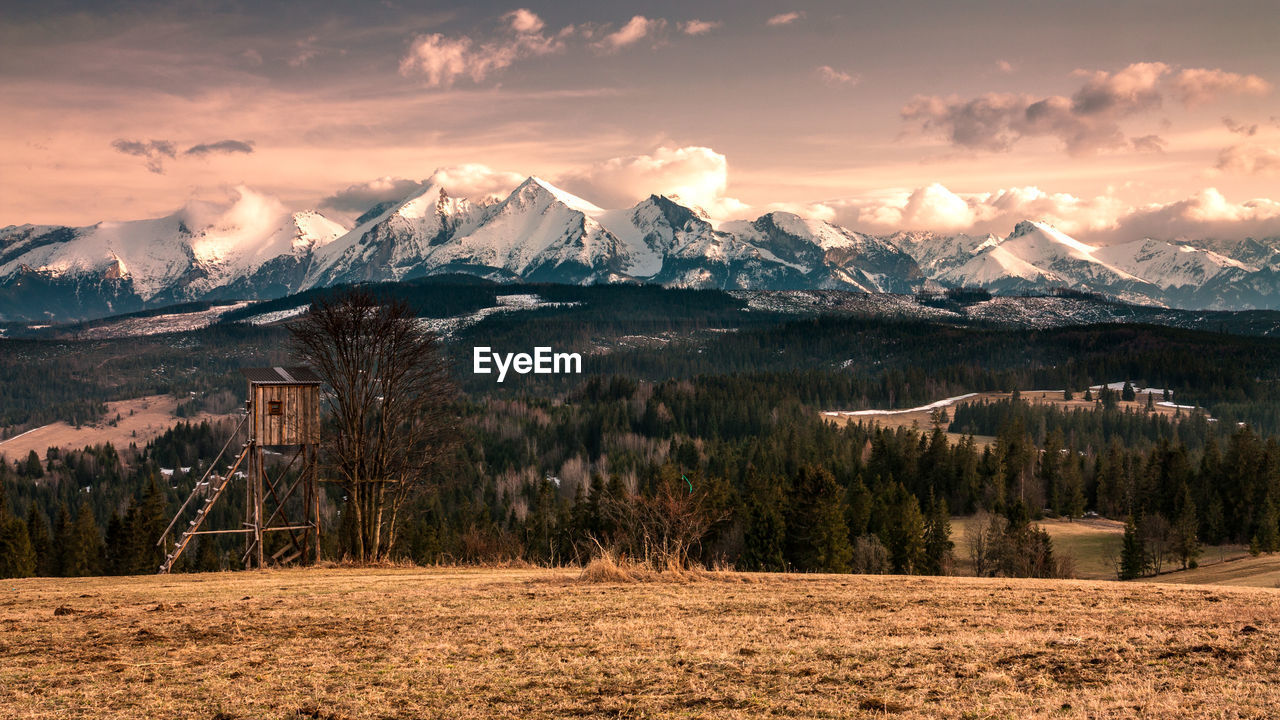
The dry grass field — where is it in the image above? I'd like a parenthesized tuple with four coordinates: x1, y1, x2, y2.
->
(1146, 554, 1280, 589)
(3, 567, 1279, 719)
(0, 394, 233, 463)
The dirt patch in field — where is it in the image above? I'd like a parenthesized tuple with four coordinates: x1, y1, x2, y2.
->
(0, 394, 234, 461)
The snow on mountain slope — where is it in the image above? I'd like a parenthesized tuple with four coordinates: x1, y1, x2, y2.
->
(5, 173, 1280, 323)
(304, 182, 482, 287)
(1093, 238, 1255, 289)
(883, 230, 1001, 276)
(594, 195, 716, 278)
(421, 177, 626, 283)
(0, 188, 345, 301)
(939, 221, 1164, 303)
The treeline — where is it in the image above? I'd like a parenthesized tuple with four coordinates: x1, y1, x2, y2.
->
(6, 371, 1280, 579)
(0, 420, 251, 577)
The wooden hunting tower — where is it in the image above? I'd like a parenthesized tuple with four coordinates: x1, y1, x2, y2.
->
(158, 366, 323, 573)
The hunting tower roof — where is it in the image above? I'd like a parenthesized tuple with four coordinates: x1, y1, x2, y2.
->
(239, 366, 323, 385)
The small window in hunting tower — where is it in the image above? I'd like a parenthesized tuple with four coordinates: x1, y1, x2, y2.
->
(268, 400, 283, 416)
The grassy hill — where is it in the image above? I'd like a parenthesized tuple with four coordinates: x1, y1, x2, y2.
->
(3, 567, 1279, 718)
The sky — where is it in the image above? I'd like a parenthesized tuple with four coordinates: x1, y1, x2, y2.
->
(3, 0, 1280, 243)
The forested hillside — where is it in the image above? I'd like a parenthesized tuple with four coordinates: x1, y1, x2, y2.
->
(3, 281, 1280, 579)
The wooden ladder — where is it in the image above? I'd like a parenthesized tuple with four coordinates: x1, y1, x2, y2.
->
(157, 415, 249, 574)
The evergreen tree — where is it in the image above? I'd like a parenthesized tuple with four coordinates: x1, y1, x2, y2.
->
(876, 482, 927, 574)
(26, 504, 53, 576)
(1120, 515, 1146, 579)
(53, 503, 77, 577)
(73, 502, 104, 576)
(23, 450, 44, 479)
(921, 492, 953, 575)
(1254, 494, 1280, 554)
(1122, 381, 1136, 402)
(1173, 485, 1201, 569)
(784, 466, 853, 572)
(0, 491, 36, 578)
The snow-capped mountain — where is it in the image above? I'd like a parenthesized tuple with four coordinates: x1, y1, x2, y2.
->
(298, 178, 919, 293)
(882, 230, 1000, 277)
(0, 188, 345, 320)
(909, 221, 1279, 309)
(2, 175, 1279, 323)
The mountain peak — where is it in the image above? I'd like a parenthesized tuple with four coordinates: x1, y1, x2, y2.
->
(1009, 220, 1046, 238)
(513, 176, 603, 215)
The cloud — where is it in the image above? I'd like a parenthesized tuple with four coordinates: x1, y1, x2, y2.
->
(830, 183, 1126, 237)
(1216, 144, 1280, 176)
(1105, 188, 1280, 241)
(1223, 116, 1259, 136)
(823, 182, 1280, 243)
(399, 9, 567, 87)
(766, 12, 803, 26)
(110, 139, 176, 173)
(902, 62, 1274, 156)
(288, 35, 321, 68)
(556, 145, 746, 216)
(1130, 134, 1166, 153)
(680, 19, 721, 36)
(321, 176, 427, 213)
(425, 163, 525, 199)
(183, 139, 255, 157)
(592, 16, 665, 52)
(1170, 68, 1271, 107)
(817, 66, 860, 87)
(320, 164, 525, 215)
(995, 60, 1015, 74)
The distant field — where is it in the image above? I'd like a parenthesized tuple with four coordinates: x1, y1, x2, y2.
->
(952, 515, 1254, 584)
(822, 388, 1195, 448)
(3, 568, 1279, 719)
(953, 515, 1126, 580)
(1147, 554, 1280, 589)
(0, 394, 233, 462)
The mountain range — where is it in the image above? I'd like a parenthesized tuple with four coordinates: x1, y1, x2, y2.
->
(1, 176, 1277, 322)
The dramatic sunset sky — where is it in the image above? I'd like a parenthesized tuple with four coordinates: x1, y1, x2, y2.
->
(3, 0, 1279, 242)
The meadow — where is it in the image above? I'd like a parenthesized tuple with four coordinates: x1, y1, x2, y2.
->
(2, 567, 1278, 719)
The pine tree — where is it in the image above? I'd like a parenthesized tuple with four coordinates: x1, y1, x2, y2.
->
(73, 502, 104, 576)
(877, 482, 927, 574)
(26, 450, 44, 478)
(53, 503, 78, 576)
(1122, 381, 1136, 402)
(1120, 515, 1146, 579)
(26, 504, 53, 576)
(921, 492, 953, 575)
(1255, 494, 1280, 554)
(0, 490, 36, 578)
(784, 466, 853, 573)
(1173, 485, 1201, 569)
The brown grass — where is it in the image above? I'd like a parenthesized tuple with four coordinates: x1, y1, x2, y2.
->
(2, 567, 1279, 718)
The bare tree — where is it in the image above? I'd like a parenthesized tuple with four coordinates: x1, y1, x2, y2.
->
(289, 289, 457, 562)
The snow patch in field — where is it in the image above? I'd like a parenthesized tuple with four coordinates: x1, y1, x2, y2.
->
(417, 293, 580, 338)
(244, 305, 310, 325)
(75, 301, 252, 339)
(822, 393, 978, 418)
